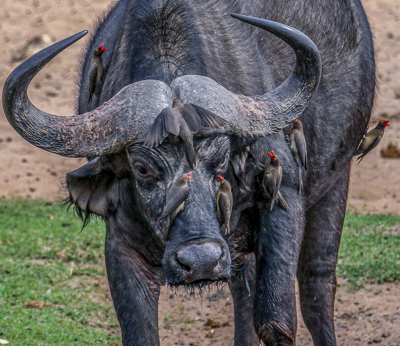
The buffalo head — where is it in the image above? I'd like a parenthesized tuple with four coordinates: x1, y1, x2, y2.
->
(2, 14, 321, 285)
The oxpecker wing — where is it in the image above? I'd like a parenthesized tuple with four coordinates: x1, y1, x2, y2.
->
(88, 43, 108, 103)
(143, 108, 181, 147)
(216, 175, 233, 235)
(262, 151, 287, 211)
(290, 119, 307, 192)
(186, 103, 228, 129)
(293, 129, 307, 170)
(355, 120, 389, 163)
(156, 171, 193, 241)
(144, 98, 227, 168)
(88, 64, 98, 103)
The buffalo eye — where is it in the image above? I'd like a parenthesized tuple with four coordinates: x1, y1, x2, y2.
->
(134, 163, 149, 176)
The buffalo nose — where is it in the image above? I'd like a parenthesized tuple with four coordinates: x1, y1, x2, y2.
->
(176, 242, 226, 282)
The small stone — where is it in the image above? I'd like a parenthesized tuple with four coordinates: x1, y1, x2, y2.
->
(205, 329, 215, 338)
(381, 332, 390, 338)
(46, 91, 58, 97)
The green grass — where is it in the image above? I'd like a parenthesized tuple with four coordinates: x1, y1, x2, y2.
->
(0, 198, 120, 345)
(338, 213, 400, 289)
(0, 199, 400, 344)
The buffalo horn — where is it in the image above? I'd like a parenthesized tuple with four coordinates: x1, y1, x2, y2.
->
(3, 14, 321, 157)
(2, 31, 173, 157)
(172, 14, 321, 138)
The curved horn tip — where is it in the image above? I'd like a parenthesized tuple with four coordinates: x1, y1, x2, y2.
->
(4, 30, 89, 91)
(230, 13, 319, 54)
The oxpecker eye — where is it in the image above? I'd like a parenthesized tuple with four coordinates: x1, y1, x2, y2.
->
(95, 49, 99, 53)
(294, 119, 298, 123)
(186, 171, 193, 179)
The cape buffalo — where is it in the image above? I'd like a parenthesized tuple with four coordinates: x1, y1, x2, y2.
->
(3, 0, 375, 344)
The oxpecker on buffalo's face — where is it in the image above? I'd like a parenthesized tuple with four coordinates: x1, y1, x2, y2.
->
(66, 135, 233, 286)
(216, 175, 233, 235)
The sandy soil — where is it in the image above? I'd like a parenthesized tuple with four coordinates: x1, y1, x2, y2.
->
(157, 280, 400, 346)
(0, 0, 399, 345)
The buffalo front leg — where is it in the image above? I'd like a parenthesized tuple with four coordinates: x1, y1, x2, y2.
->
(254, 189, 304, 345)
(105, 226, 161, 346)
(297, 166, 350, 346)
(229, 252, 259, 346)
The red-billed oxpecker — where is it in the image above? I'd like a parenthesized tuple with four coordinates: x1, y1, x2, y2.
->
(262, 151, 288, 211)
(216, 175, 233, 235)
(156, 171, 193, 242)
(354, 120, 390, 163)
(88, 43, 108, 103)
(290, 119, 307, 192)
(144, 98, 227, 168)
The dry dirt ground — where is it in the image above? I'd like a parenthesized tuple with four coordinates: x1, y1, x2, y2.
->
(0, 0, 399, 345)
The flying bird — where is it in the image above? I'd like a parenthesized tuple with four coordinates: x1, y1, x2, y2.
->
(290, 119, 307, 193)
(144, 98, 227, 168)
(216, 175, 233, 235)
(354, 120, 390, 163)
(156, 171, 193, 241)
(88, 43, 108, 103)
(262, 151, 288, 211)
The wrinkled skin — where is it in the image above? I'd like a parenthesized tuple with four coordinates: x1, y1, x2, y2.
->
(64, 0, 375, 345)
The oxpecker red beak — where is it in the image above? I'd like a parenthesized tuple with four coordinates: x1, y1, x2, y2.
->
(99, 43, 108, 52)
(384, 120, 390, 126)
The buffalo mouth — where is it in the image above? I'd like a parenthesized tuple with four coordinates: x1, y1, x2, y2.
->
(169, 279, 229, 295)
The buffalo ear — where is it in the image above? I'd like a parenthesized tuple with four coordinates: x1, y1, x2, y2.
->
(66, 157, 120, 217)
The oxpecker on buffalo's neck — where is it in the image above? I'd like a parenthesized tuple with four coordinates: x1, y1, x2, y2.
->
(88, 43, 108, 103)
(290, 118, 307, 193)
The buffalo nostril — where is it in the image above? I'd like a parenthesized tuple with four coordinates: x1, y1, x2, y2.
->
(176, 242, 224, 280)
(178, 261, 192, 273)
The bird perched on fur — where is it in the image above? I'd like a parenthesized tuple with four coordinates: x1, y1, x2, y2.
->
(216, 175, 233, 235)
(88, 43, 108, 103)
(290, 119, 307, 193)
(156, 171, 193, 242)
(262, 151, 288, 211)
(144, 98, 227, 168)
(354, 120, 390, 163)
